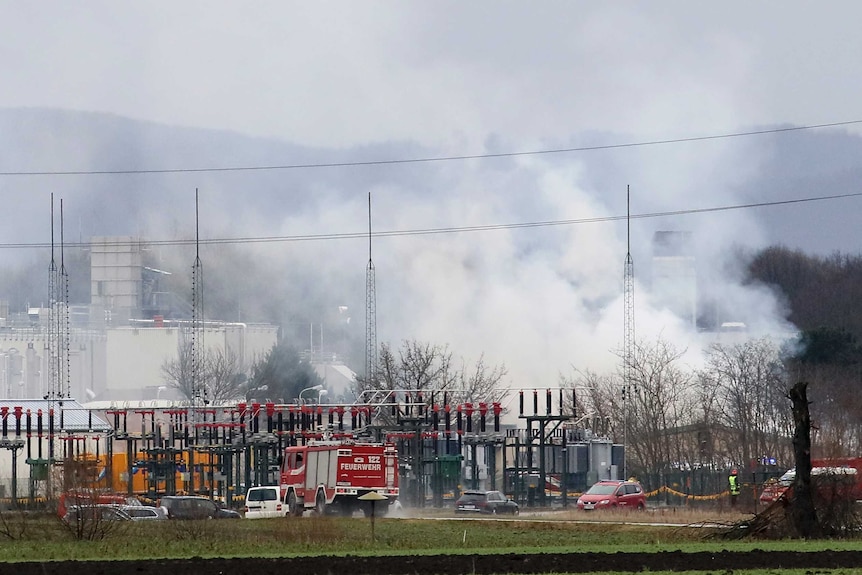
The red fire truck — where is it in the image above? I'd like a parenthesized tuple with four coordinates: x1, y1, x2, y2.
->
(280, 440, 399, 516)
(760, 457, 862, 505)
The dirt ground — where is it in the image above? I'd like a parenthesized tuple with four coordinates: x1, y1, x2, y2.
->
(9, 550, 862, 575)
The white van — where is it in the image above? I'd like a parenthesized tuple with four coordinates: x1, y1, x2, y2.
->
(243, 486, 285, 519)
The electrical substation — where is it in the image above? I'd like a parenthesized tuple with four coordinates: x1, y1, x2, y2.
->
(0, 192, 628, 510)
(0, 388, 622, 509)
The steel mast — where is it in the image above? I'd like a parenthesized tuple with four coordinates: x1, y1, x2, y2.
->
(365, 192, 378, 385)
(623, 185, 635, 479)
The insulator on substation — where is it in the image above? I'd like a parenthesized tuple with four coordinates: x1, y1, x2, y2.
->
(266, 402, 275, 433)
(0, 407, 7, 437)
(26, 410, 31, 438)
(444, 403, 451, 432)
(317, 406, 323, 426)
(533, 389, 538, 415)
(558, 388, 564, 416)
(417, 391, 424, 417)
(519, 390, 524, 416)
(456, 405, 463, 434)
(546, 389, 552, 415)
(493, 402, 502, 432)
(251, 402, 261, 434)
(350, 407, 357, 429)
(432, 404, 440, 429)
(479, 403, 487, 432)
(572, 388, 578, 418)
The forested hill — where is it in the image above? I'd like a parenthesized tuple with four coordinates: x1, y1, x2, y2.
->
(746, 246, 862, 355)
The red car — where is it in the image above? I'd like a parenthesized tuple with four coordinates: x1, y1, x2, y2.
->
(577, 480, 646, 510)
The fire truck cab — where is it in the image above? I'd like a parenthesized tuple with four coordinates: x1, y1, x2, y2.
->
(281, 440, 399, 517)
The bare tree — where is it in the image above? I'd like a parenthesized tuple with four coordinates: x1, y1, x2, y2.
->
(789, 381, 818, 538)
(355, 340, 456, 394)
(161, 339, 196, 399)
(704, 337, 790, 469)
(352, 339, 509, 430)
(455, 353, 508, 403)
(206, 347, 244, 403)
(162, 342, 245, 403)
(617, 337, 696, 476)
(559, 368, 620, 435)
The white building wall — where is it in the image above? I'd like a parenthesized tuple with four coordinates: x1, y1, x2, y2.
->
(0, 331, 106, 401)
(0, 323, 277, 402)
(105, 327, 179, 393)
(242, 324, 279, 366)
(104, 324, 278, 396)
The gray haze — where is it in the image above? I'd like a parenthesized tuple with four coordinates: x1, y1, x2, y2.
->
(1, 3, 861, 386)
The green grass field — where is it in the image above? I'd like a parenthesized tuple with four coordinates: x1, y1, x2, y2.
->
(2, 508, 862, 563)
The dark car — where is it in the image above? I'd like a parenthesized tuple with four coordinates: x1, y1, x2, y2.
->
(455, 490, 519, 515)
(158, 496, 241, 520)
(576, 480, 646, 511)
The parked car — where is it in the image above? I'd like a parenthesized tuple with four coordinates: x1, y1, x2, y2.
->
(57, 490, 138, 518)
(576, 480, 646, 511)
(244, 486, 286, 519)
(455, 490, 520, 515)
(63, 504, 132, 522)
(119, 505, 168, 520)
(158, 496, 241, 520)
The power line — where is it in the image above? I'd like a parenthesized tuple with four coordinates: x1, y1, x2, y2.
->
(1, 120, 861, 177)
(0, 191, 858, 250)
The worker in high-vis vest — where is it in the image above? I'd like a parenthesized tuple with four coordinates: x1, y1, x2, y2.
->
(728, 468, 740, 507)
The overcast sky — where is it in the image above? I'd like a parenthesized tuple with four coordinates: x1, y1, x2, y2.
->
(2, 2, 861, 388)
(4, 2, 862, 148)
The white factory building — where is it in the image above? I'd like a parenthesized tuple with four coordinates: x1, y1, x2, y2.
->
(0, 236, 278, 403)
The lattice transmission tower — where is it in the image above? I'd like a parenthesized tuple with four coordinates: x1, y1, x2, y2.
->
(191, 189, 206, 408)
(623, 185, 635, 478)
(47, 195, 71, 402)
(365, 192, 378, 385)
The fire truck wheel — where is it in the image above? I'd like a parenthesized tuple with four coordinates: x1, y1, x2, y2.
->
(288, 491, 302, 517)
(315, 491, 326, 515)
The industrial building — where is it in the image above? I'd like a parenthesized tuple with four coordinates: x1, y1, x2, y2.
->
(0, 236, 277, 403)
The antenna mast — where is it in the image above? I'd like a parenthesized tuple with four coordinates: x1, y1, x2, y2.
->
(191, 189, 205, 406)
(623, 185, 635, 478)
(48, 195, 58, 401)
(365, 192, 378, 384)
(60, 199, 70, 399)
